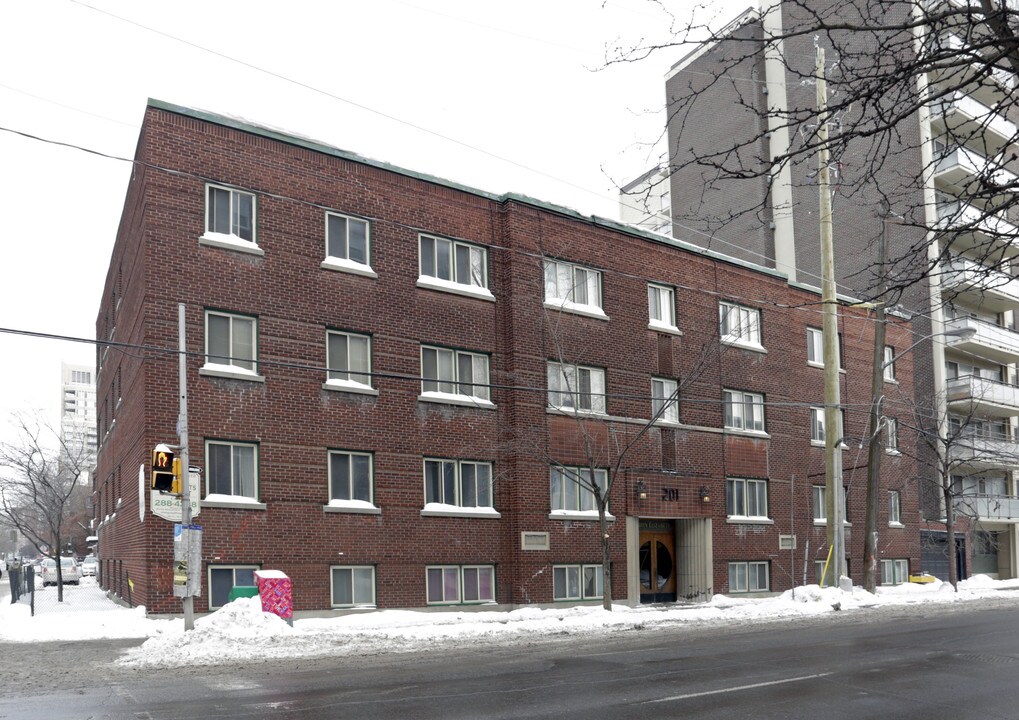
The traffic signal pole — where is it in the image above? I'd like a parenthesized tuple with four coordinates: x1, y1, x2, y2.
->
(178, 303, 194, 631)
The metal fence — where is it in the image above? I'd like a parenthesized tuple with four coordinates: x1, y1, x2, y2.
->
(8, 565, 35, 615)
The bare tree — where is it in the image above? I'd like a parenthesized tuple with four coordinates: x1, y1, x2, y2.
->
(613, 0, 1019, 304)
(0, 415, 91, 601)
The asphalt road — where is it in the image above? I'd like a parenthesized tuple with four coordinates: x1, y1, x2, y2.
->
(2, 596, 1019, 719)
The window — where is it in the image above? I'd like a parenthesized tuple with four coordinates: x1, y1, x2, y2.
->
(326, 212, 370, 266)
(206, 440, 258, 499)
(719, 302, 761, 347)
(888, 490, 902, 525)
(807, 328, 842, 368)
(206, 185, 255, 243)
(547, 362, 606, 414)
(723, 390, 764, 432)
(885, 417, 899, 453)
(326, 331, 372, 390)
(550, 465, 608, 514)
(652, 378, 679, 424)
(330, 566, 375, 608)
(419, 234, 488, 289)
(205, 311, 257, 374)
(329, 451, 373, 504)
(726, 478, 768, 519)
(209, 565, 258, 609)
(728, 561, 769, 593)
(812, 484, 849, 523)
(648, 283, 677, 330)
(426, 565, 495, 605)
(810, 407, 845, 445)
(883, 346, 896, 381)
(881, 559, 909, 586)
(543, 259, 604, 314)
(423, 459, 493, 508)
(553, 564, 603, 600)
(421, 346, 491, 403)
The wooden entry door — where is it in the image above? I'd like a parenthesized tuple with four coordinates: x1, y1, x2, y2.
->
(639, 520, 677, 603)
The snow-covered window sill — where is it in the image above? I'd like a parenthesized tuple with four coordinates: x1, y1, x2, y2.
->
(649, 321, 682, 336)
(726, 516, 774, 525)
(323, 500, 381, 515)
(543, 300, 608, 321)
(813, 520, 852, 527)
(322, 380, 378, 396)
(546, 406, 608, 419)
(548, 510, 614, 522)
(321, 257, 378, 278)
(420, 503, 501, 519)
(199, 232, 264, 257)
(724, 428, 771, 439)
(888, 522, 905, 529)
(416, 276, 495, 302)
(200, 364, 265, 383)
(202, 494, 267, 510)
(418, 392, 496, 410)
(721, 338, 767, 354)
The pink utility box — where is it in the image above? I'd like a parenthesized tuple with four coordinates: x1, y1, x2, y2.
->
(254, 570, 293, 626)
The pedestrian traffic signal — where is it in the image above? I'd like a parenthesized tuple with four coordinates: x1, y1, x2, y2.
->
(151, 446, 175, 492)
(171, 458, 183, 495)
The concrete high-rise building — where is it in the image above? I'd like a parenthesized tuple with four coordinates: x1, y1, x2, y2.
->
(60, 362, 97, 473)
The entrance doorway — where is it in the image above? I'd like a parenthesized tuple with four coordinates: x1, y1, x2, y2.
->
(639, 520, 676, 603)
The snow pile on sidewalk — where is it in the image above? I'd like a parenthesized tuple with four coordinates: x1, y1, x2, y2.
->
(3, 575, 1019, 666)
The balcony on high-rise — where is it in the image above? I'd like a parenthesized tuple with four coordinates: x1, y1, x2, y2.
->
(948, 432, 1019, 470)
(941, 255, 1019, 312)
(945, 315, 1019, 364)
(947, 374, 1019, 417)
(954, 494, 1019, 522)
(927, 33, 1018, 108)
(936, 199, 1019, 257)
(934, 145, 1017, 198)
(930, 92, 1017, 156)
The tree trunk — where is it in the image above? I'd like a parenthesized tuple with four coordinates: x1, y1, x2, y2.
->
(943, 482, 959, 591)
(599, 502, 612, 611)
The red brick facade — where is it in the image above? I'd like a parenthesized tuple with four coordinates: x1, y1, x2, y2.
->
(93, 100, 919, 615)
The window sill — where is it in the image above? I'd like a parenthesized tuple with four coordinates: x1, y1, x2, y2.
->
(199, 232, 264, 256)
(814, 520, 852, 527)
(323, 500, 381, 515)
(548, 510, 615, 522)
(200, 364, 266, 383)
(417, 276, 495, 302)
(649, 321, 682, 336)
(547, 405, 608, 419)
(543, 300, 608, 321)
(421, 504, 501, 519)
(810, 441, 849, 450)
(808, 361, 846, 374)
(726, 516, 774, 525)
(888, 521, 905, 529)
(723, 428, 771, 439)
(323, 380, 378, 396)
(418, 392, 496, 409)
(321, 257, 378, 278)
(721, 338, 767, 354)
(883, 378, 899, 385)
(653, 418, 681, 428)
(886, 449, 902, 456)
(202, 495, 267, 510)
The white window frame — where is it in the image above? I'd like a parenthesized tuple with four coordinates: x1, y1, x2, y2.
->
(323, 211, 375, 277)
(547, 362, 606, 415)
(425, 565, 495, 605)
(881, 558, 909, 586)
(812, 484, 849, 524)
(208, 564, 259, 610)
(883, 346, 896, 382)
(330, 565, 376, 608)
(807, 327, 842, 368)
(726, 477, 769, 520)
(418, 234, 492, 299)
(543, 259, 606, 319)
(328, 450, 375, 507)
(202, 184, 258, 253)
(420, 346, 492, 406)
(325, 330, 373, 393)
(205, 440, 259, 502)
(648, 283, 678, 332)
(719, 301, 763, 349)
(885, 417, 899, 454)
(723, 389, 764, 433)
(550, 465, 609, 517)
(652, 378, 679, 424)
(423, 458, 494, 510)
(728, 561, 769, 593)
(888, 490, 902, 526)
(810, 407, 846, 446)
(203, 310, 261, 380)
(552, 564, 603, 601)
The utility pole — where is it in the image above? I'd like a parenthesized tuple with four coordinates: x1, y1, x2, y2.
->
(817, 46, 846, 586)
(863, 213, 890, 593)
(178, 303, 194, 631)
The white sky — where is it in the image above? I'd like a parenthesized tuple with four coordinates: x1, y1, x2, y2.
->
(0, 0, 751, 445)
(1, 574, 1016, 666)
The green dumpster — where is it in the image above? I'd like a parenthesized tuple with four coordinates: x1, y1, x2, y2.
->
(228, 585, 259, 602)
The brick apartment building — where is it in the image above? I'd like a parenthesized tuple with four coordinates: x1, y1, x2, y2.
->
(657, 0, 1019, 581)
(93, 99, 919, 615)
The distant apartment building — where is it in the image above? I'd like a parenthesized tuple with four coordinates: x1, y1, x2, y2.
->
(656, 0, 1019, 580)
(60, 362, 97, 474)
(92, 100, 919, 616)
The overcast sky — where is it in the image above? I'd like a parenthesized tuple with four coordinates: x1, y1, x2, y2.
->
(0, 0, 749, 446)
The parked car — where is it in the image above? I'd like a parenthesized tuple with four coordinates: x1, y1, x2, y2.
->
(81, 556, 98, 577)
(40, 557, 81, 586)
